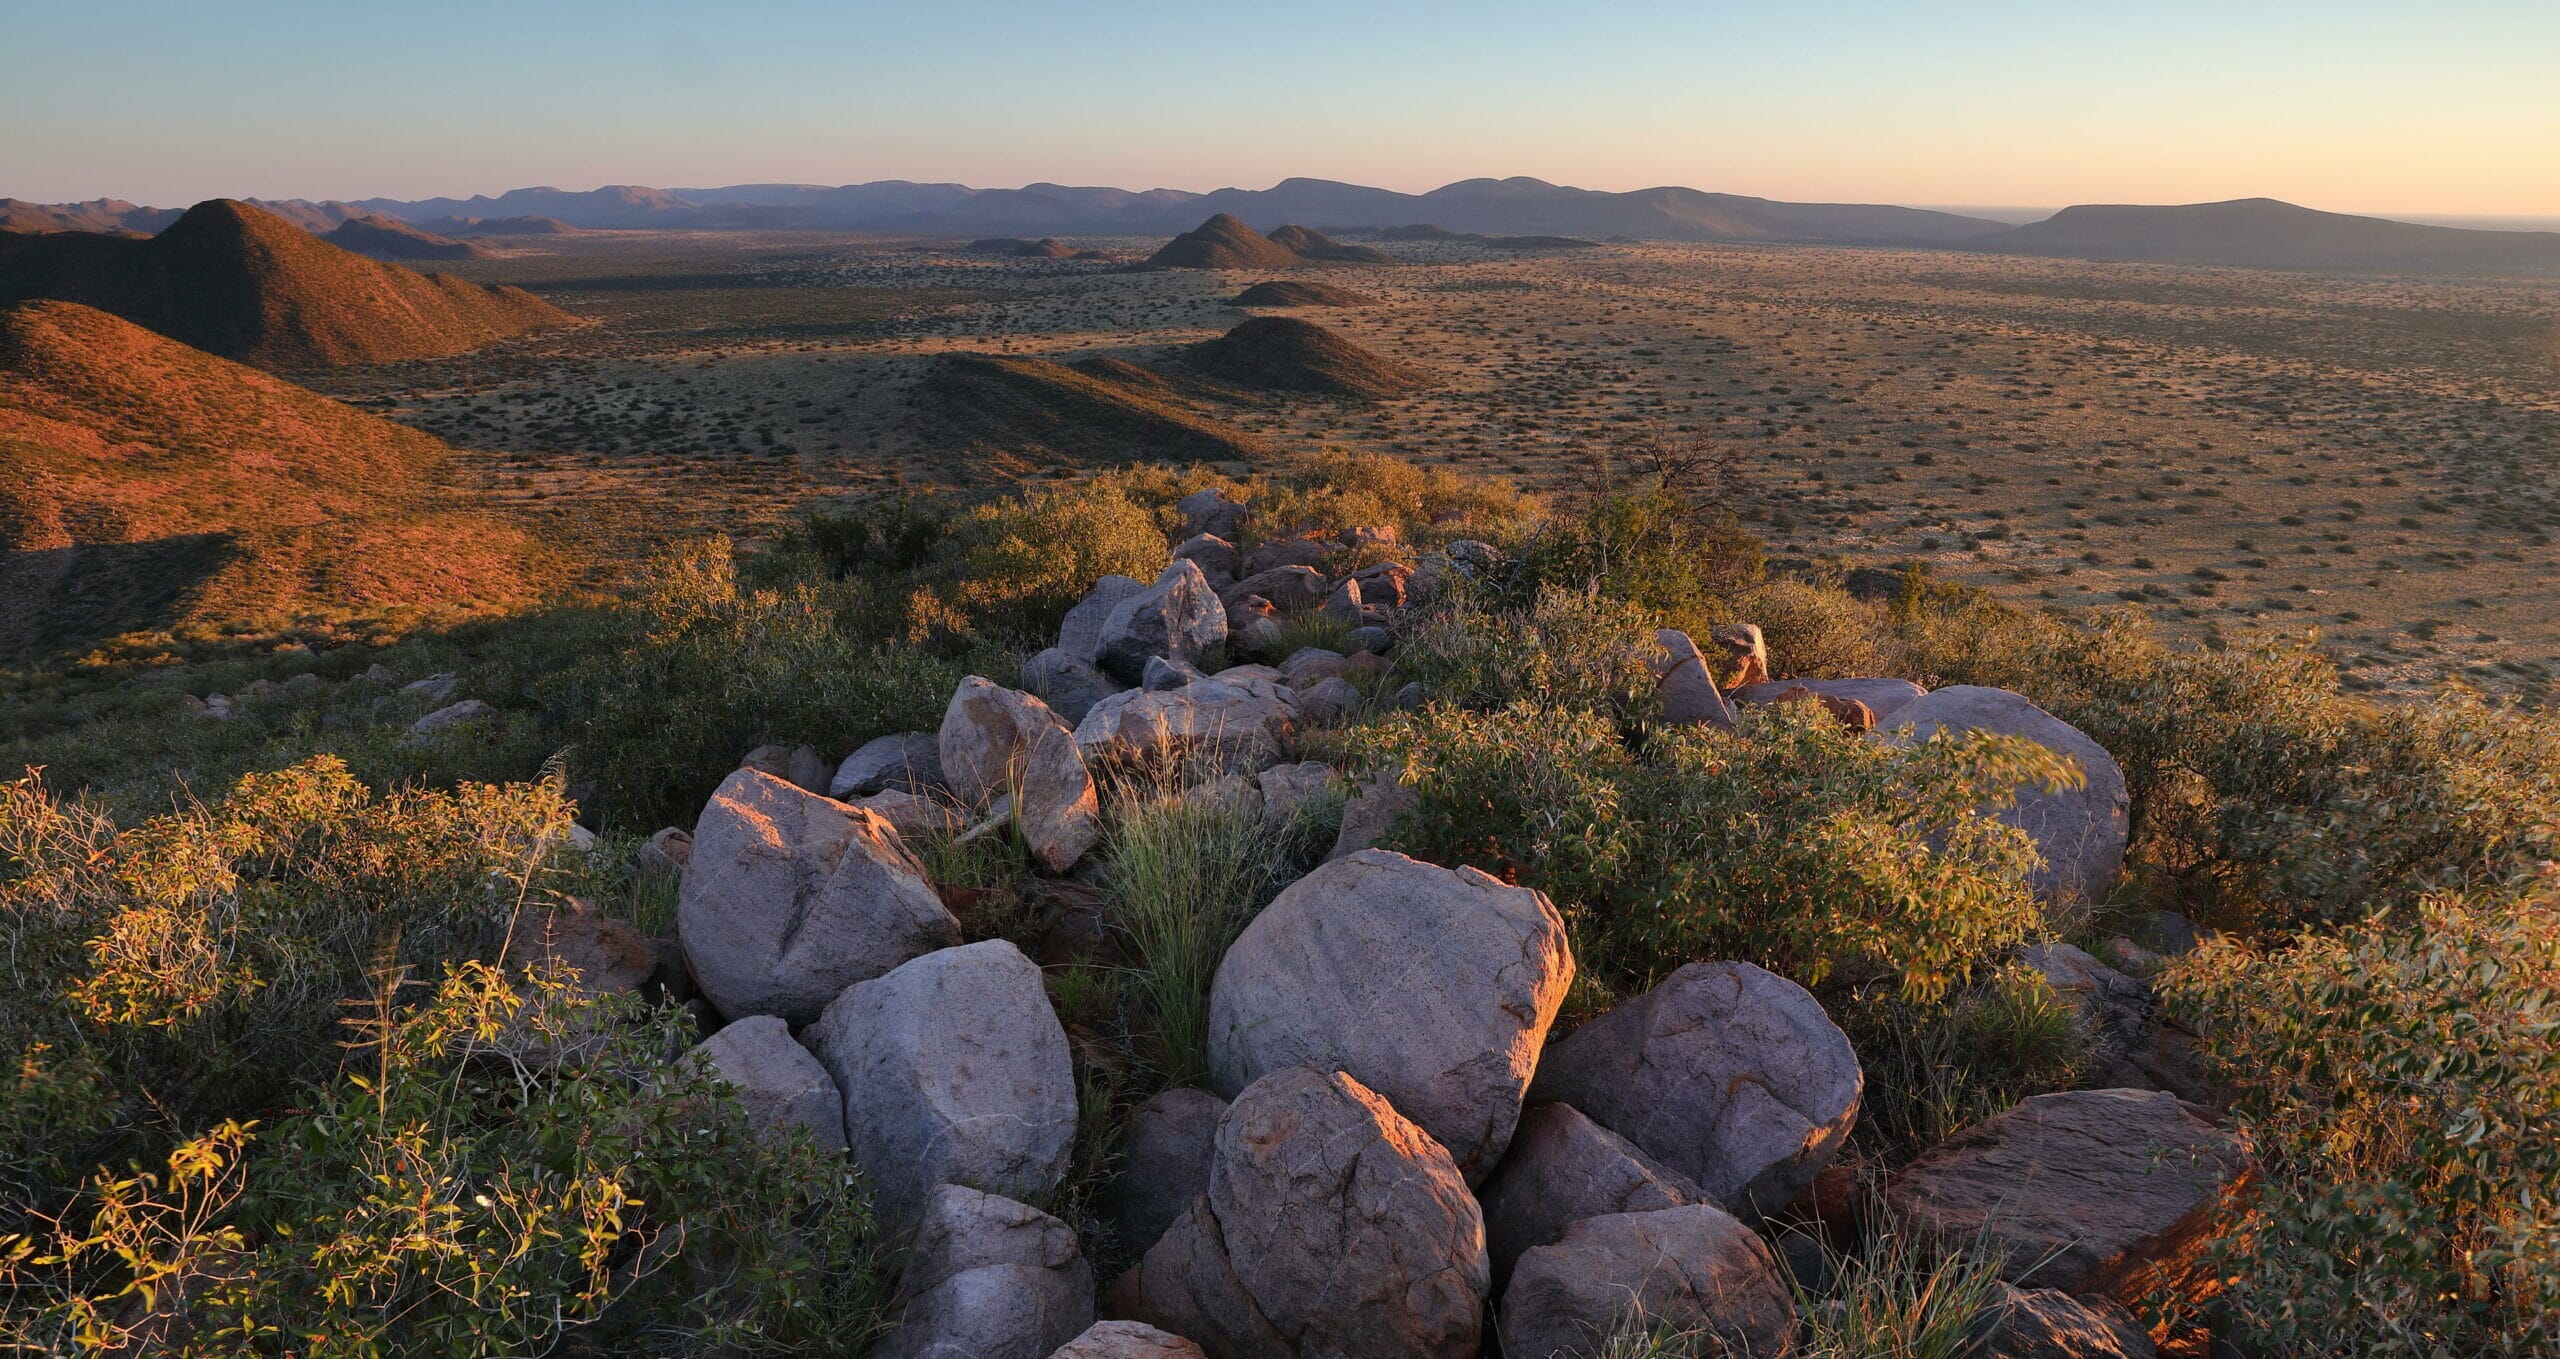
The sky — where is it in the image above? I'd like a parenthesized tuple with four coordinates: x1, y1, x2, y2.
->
(5, 0, 2557, 216)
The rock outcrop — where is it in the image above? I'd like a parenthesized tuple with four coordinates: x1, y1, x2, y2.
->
(1883, 686, 2129, 908)
(873, 1185, 1095, 1359)
(1498, 1205, 1796, 1359)
(1476, 1102, 1700, 1282)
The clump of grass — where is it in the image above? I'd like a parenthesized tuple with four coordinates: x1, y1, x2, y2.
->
(1848, 961, 2090, 1161)
(1789, 1224, 2013, 1359)
(1263, 611, 1357, 661)
(1103, 779, 1306, 1088)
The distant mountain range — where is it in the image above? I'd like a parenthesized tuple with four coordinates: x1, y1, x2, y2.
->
(7, 180, 2558, 272)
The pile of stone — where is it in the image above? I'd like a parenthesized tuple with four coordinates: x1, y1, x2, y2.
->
(634, 484, 2222, 1359)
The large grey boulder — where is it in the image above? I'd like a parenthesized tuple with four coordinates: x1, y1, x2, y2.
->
(1651, 629, 1736, 728)
(1109, 1067, 1488, 1359)
(806, 940, 1077, 1228)
(1098, 560, 1229, 686)
(1023, 648, 1127, 726)
(1177, 487, 1248, 541)
(873, 1185, 1095, 1359)
(1528, 960, 1862, 1218)
(1734, 677, 1927, 725)
(1476, 1102, 1699, 1282)
(1105, 1087, 1227, 1258)
(676, 769, 960, 1025)
(1882, 685, 2130, 909)
(1062, 575, 1147, 663)
(1073, 676, 1296, 770)
(829, 731, 945, 799)
(1883, 1089, 2243, 1303)
(1208, 851, 1572, 1181)
(1049, 1322, 1207, 1359)
(1171, 533, 1240, 584)
(1499, 1205, 1796, 1359)
(1221, 565, 1328, 613)
(688, 1015, 846, 1151)
(1966, 1283, 2156, 1359)
(939, 678, 1102, 872)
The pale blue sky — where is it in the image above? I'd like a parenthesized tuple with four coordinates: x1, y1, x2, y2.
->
(4, 0, 2554, 214)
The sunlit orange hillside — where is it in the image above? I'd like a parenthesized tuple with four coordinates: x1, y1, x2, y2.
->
(0, 198, 571, 369)
(0, 299, 554, 657)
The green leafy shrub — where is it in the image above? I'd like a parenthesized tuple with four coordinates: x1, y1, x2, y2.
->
(1848, 962, 2090, 1159)
(1394, 587, 1662, 721)
(1731, 577, 1890, 681)
(2160, 885, 2560, 1355)
(3, 964, 889, 1357)
(1512, 489, 1763, 618)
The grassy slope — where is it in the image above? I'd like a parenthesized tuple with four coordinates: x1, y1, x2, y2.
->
(918, 352, 1270, 474)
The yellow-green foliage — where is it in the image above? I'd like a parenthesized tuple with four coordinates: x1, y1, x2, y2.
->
(2161, 885, 2560, 1356)
(1395, 586, 1664, 721)
(3, 966, 887, 1357)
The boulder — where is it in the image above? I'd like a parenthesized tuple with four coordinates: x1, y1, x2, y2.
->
(1966, 1283, 2156, 1359)
(1882, 686, 2130, 909)
(687, 1015, 846, 1151)
(1172, 533, 1240, 584)
(1651, 629, 1735, 729)
(1476, 1102, 1700, 1282)
(1323, 577, 1366, 625)
(1223, 594, 1285, 659)
(873, 1185, 1095, 1359)
(1062, 575, 1148, 663)
(505, 905, 657, 996)
(1098, 560, 1228, 686)
(403, 673, 461, 703)
(1340, 525, 1400, 550)
(1528, 961, 1862, 1218)
(1143, 655, 1209, 691)
(1255, 761, 1338, 830)
(1049, 1321, 1207, 1359)
(409, 698, 496, 736)
(1208, 850, 1573, 1181)
(1346, 625, 1394, 655)
(1177, 487, 1247, 541)
(1241, 536, 1337, 576)
(1105, 1088, 1227, 1258)
(1735, 677, 1926, 725)
(1499, 1206, 1796, 1359)
(1883, 1089, 2245, 1302)
(1327, 768, 1414, 860)
(1278, 647, 1351, 689)
(829, 731, 946, 799)
(1294, 675, 1362, 726)
(677, 769, 959, 1025)
(939, 678, 1102, 872)
(743, 742, 831, 794)
(1110, 1068, 1488, 1359)
(637, 826, 692, 875)
(1074, 677, 1296, 771)
(1180, 773, 1263, 818)
(1023, 648, 1127, 726)
(1222, 565, 1328, 613)
(856, 789, 963, 841)
(1707, 622, 1770, 688)
(806, 940, 1077, 1228)
(2020, 941, 2154, 1078)
(1349, 561, 1414, 609)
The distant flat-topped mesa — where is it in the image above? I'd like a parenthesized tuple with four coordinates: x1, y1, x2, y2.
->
(0, 198, 572, 368)
(322, 212, 491, 262)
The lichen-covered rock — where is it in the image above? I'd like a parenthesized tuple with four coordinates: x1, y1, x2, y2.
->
(1098, 560, 1228, 686)
(1208, 850, 1573, 1181)
(1882, 685, 2130, 908)
(1499, 1205, 1795, 1359)
(687, 1015, 845, 1151)
(1110, 1067, 1488, 1359)
(676, 768, 959, 1024)
(806, 940, 1076, 1227)
(1884, 1089, 2243, 1302)
(1477, 1102, 1699, 1282)
(873, 1185, 1095, 1359)
(1529, 961, 1862, 1218)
